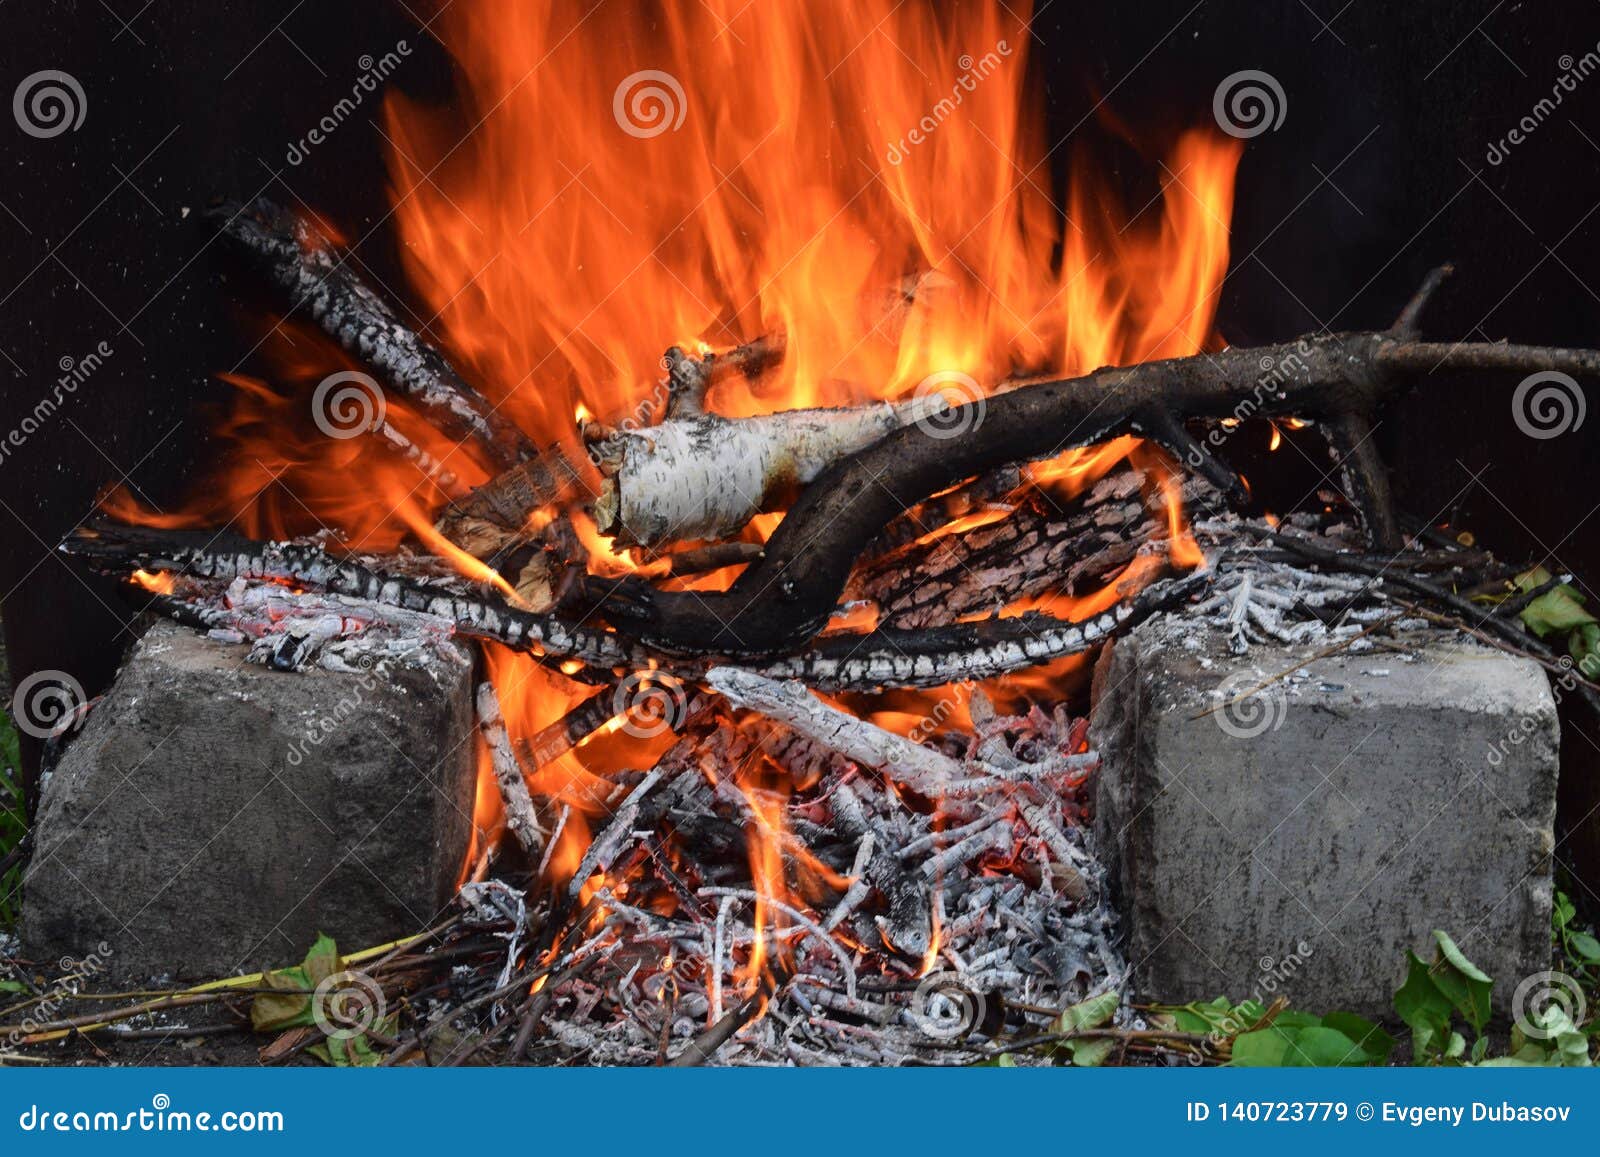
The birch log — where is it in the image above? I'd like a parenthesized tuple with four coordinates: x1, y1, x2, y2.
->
(475, 683, 547, 855)
(589, 393, 952, 547)
(705, 667, 961, 795)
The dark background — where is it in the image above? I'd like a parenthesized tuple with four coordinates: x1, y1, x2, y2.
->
(3, 1, 1599, 876)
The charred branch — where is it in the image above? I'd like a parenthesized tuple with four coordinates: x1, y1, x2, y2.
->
(64, 519, 1206, 689)
(212, 197, 535, 471)
(663, 334, 786, 420)
(475, 683, 547, 856)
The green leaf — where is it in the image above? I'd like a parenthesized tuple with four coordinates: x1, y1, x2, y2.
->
(1556, 1031, 1592, 1067)
(1284, 1026, 1374, 1067)
(250, 934, 342, 1033)
(0, 979, 26, 994)
(1321, 1011, 1396, 1065)
(1067, 1038, 1117, 1067)
(1480, 1047, 1558, 1068)
(1394, 952, 1453, 1058)
(1554, 891, 1577, 930)
(1050, 990, 1120, 1066)
(1568, 931, 1600, 964)
(300, 933, 341, 988)
(1429, 931, 1493, 1033)
(1233, 1025, 1370, 1067)
(1154, 996, 1256, 1036)
(1055, 989, 1119, 1033)
(1230, 1028, 1290, 1066)
(250, 966, 314, 1033)
(1570, 623, 1600, 680)
(1514, 566, 1555, 593)
(1520, 585, 1595, 637)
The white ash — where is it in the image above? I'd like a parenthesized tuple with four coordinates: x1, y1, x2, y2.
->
(1182, 518, 1426, 654)
(511, 686, 1125, 1066)
(163, 574, 461, 672)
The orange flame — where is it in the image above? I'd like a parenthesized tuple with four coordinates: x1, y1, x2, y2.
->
(131, 568, 175, 595)
(382, 1, 1240, 460)
(101, 1, 1245, 910)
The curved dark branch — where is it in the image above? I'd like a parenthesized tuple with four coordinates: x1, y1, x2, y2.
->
(612, 332, 1600, 657)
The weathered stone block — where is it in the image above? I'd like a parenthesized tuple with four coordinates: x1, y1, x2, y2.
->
(1090, 617, 1558, 1018)
(23, 621, 477, 981)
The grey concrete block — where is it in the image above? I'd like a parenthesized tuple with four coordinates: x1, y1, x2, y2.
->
(1090, 618, 1559, 1018)
(23, 621, 477, 981)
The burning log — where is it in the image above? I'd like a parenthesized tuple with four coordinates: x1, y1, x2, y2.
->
(513, 687, 622, 769)
(66, 519, 1207, 689)
(474, 683, 547, 856)
(64, 519, 638, 672)
(213, 197, 536, 471)
(709, 668, 1099, 796)
(850, 465, 1221, 629)
(587, 391, 954, 547)
(597, 321, 1600, 657)
(706, 667, 962, 796)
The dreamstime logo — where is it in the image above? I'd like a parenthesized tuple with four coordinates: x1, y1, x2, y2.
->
(1211, 671, 1287, 739)
(612, 671, 689, 738)
(286, 42, 412, 165)
(885, 42, 1013, 165)
(912, 370, 986, 440)
(10, 669, 86, 740)
(13, 70, 86, 138)
(311, 969, 386, 1040)
(5, 941, 113, 1047)
(0, 338, 114, 469)
(909, 971, 986, 1041)
(1511, 970, 1586, 1041)
(1487, 43, 1600, 165)
(285, 654, 389, 766)
(612, 70, 687, 138)
(1212, 70, 1286, 139)
(1511, 370, 1586, 439)
(311, 371, 386, 440)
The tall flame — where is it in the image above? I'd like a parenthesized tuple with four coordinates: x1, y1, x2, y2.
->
(107, 1, 1245, 912)
(383, 0, 1240, 458)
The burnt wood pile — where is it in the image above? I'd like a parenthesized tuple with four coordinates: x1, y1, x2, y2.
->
(38, 196, 1600, 1063)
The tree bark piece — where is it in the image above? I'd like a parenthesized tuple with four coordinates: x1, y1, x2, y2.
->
(850, 466, 1220, 629)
